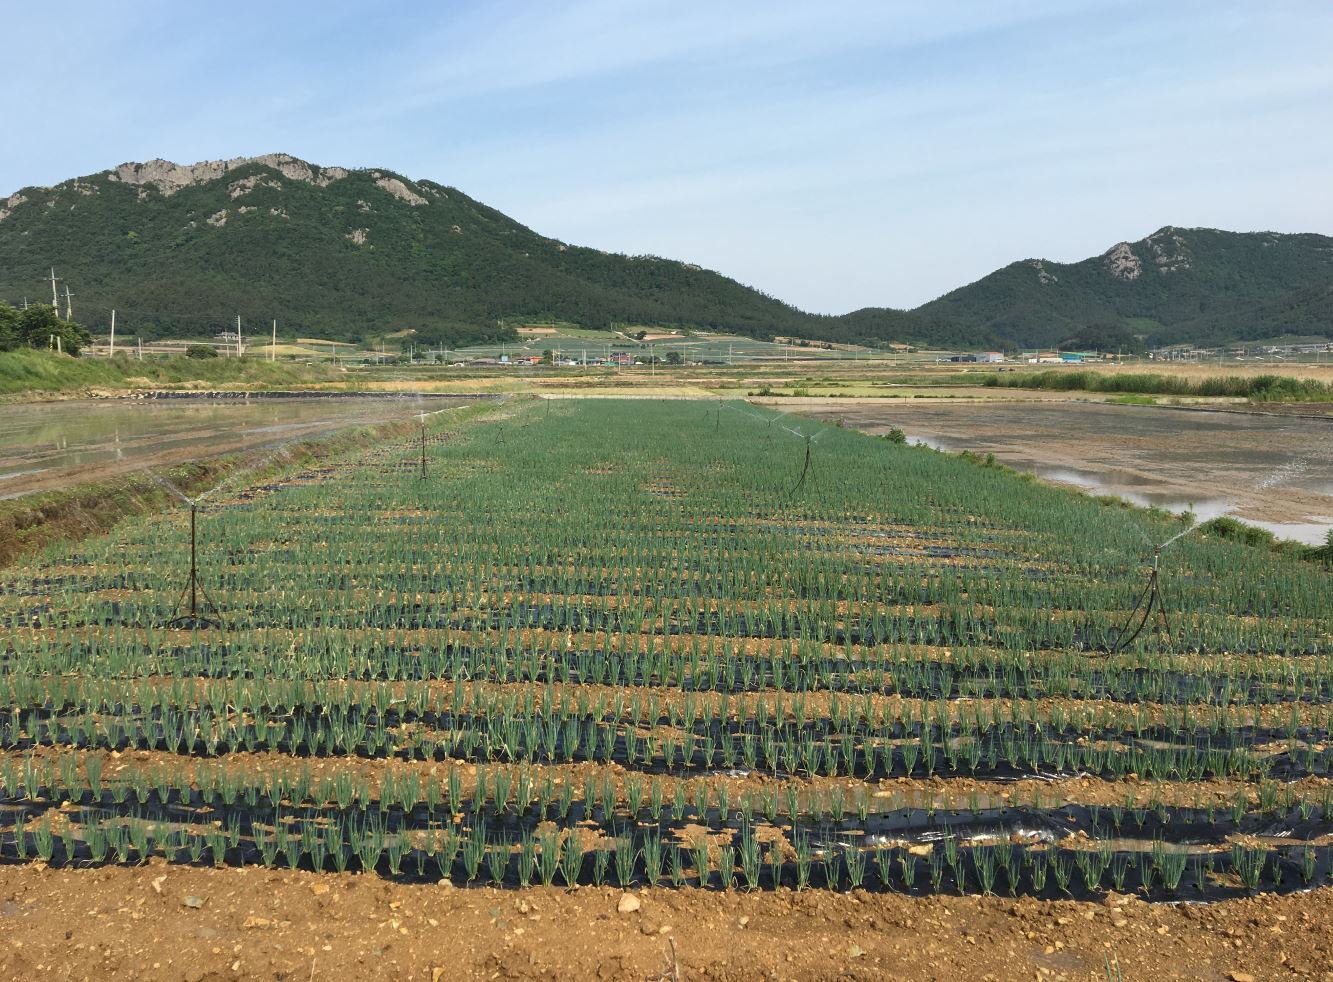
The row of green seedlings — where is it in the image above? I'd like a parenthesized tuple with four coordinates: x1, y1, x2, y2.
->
(27, 460, 1328, 657)
(0, 803, 1321, 897)
(3, 750, 1328, 834)
(4, 668, 1322, 774)
(11, 641, 1333, 756)
(11, 615, 1331, 704)
(55, 533, 1045, 611)
(49, 554, 1331, 659)
(0, 689, 1298, 784)
(9, 671, 1326, 743)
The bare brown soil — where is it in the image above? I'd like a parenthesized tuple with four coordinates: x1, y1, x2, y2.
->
(0, 863, 1329, 981)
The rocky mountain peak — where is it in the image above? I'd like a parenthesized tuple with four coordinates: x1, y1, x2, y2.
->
(104, 154, 350, 197)
(1103, 242, 1142, 281)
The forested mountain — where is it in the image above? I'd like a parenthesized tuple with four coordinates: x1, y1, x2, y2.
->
(0, 154, 953, 347)
(0, 156, 1328, 349)
(916, 227, 1333, 348)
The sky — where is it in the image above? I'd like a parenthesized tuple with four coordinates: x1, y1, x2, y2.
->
(3, 1, 1332, 312)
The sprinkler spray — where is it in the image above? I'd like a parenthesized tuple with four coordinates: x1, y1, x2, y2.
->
(166, 500, 225, 630)
(792, 435, 813, 495)
(410, 404, 472, 475)
(1110, 550, 1171, 653)
(719, 401, 829, 495)
(151, 474, 225, 630)
(788, 429, 827, 497)
(1109, 519, 1197, 653)
(417, 412, 428, 479)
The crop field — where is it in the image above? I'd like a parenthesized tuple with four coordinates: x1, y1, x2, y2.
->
(449, 333, 889, 364)
(1, 398, 1331, 913)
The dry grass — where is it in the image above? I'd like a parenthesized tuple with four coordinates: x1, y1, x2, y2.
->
(1062, 360, 1333, 383)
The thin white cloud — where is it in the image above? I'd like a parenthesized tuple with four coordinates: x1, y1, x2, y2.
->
(1, 1, 1331, 314)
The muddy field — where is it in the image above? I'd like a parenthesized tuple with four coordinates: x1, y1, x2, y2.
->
(782, 399, 1333, 543)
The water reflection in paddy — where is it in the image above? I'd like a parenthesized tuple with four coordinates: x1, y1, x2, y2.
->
(799, 401, 1333, 545)
(0, 395, 464, 499)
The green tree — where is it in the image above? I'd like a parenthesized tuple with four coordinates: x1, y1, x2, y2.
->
(1063, 322, 1144, 353)
(185, 344, 219, 359)
(541, 348, 554, 365)
(665, 350, 683, 365)
(0, 302, 18, 351)
(8, 304, 92, 355)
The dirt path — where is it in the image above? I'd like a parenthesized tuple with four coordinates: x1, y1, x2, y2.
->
(0, 864, 1328, 981)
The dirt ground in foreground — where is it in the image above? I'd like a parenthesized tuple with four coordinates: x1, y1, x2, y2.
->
(0, 865, 1330, 981)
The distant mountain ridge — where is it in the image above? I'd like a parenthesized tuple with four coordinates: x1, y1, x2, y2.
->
(918, 225, 1333, 348)
(0, 154, 1328, 348)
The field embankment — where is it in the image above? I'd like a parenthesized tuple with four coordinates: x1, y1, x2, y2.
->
(0, 405, 493, 567)
(0, 348, 336, 399)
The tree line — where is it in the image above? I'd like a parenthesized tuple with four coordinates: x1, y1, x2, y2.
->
(0, 302, 92, 355)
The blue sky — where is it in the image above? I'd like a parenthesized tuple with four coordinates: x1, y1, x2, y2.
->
(4, 1, 1331, 311)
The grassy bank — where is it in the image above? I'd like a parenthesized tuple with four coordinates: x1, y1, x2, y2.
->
(0, 404, 494, 568)
(0, 348, 336, 398)
(1198, 515, 1333, 565)
(983, 369, 1333, 401)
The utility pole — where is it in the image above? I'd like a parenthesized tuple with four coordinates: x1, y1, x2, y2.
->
(63, 284, 74, 321)
(271, 320, 277, 362)
(137, 337, 143, 360)
(109, 309, 116, 357)
(49, 268, 60, 310)
(236, 314, 242, 358)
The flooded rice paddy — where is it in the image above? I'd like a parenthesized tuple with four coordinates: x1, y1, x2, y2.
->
(0, 395, 463, 499)
(786, 400, 1333, 545)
